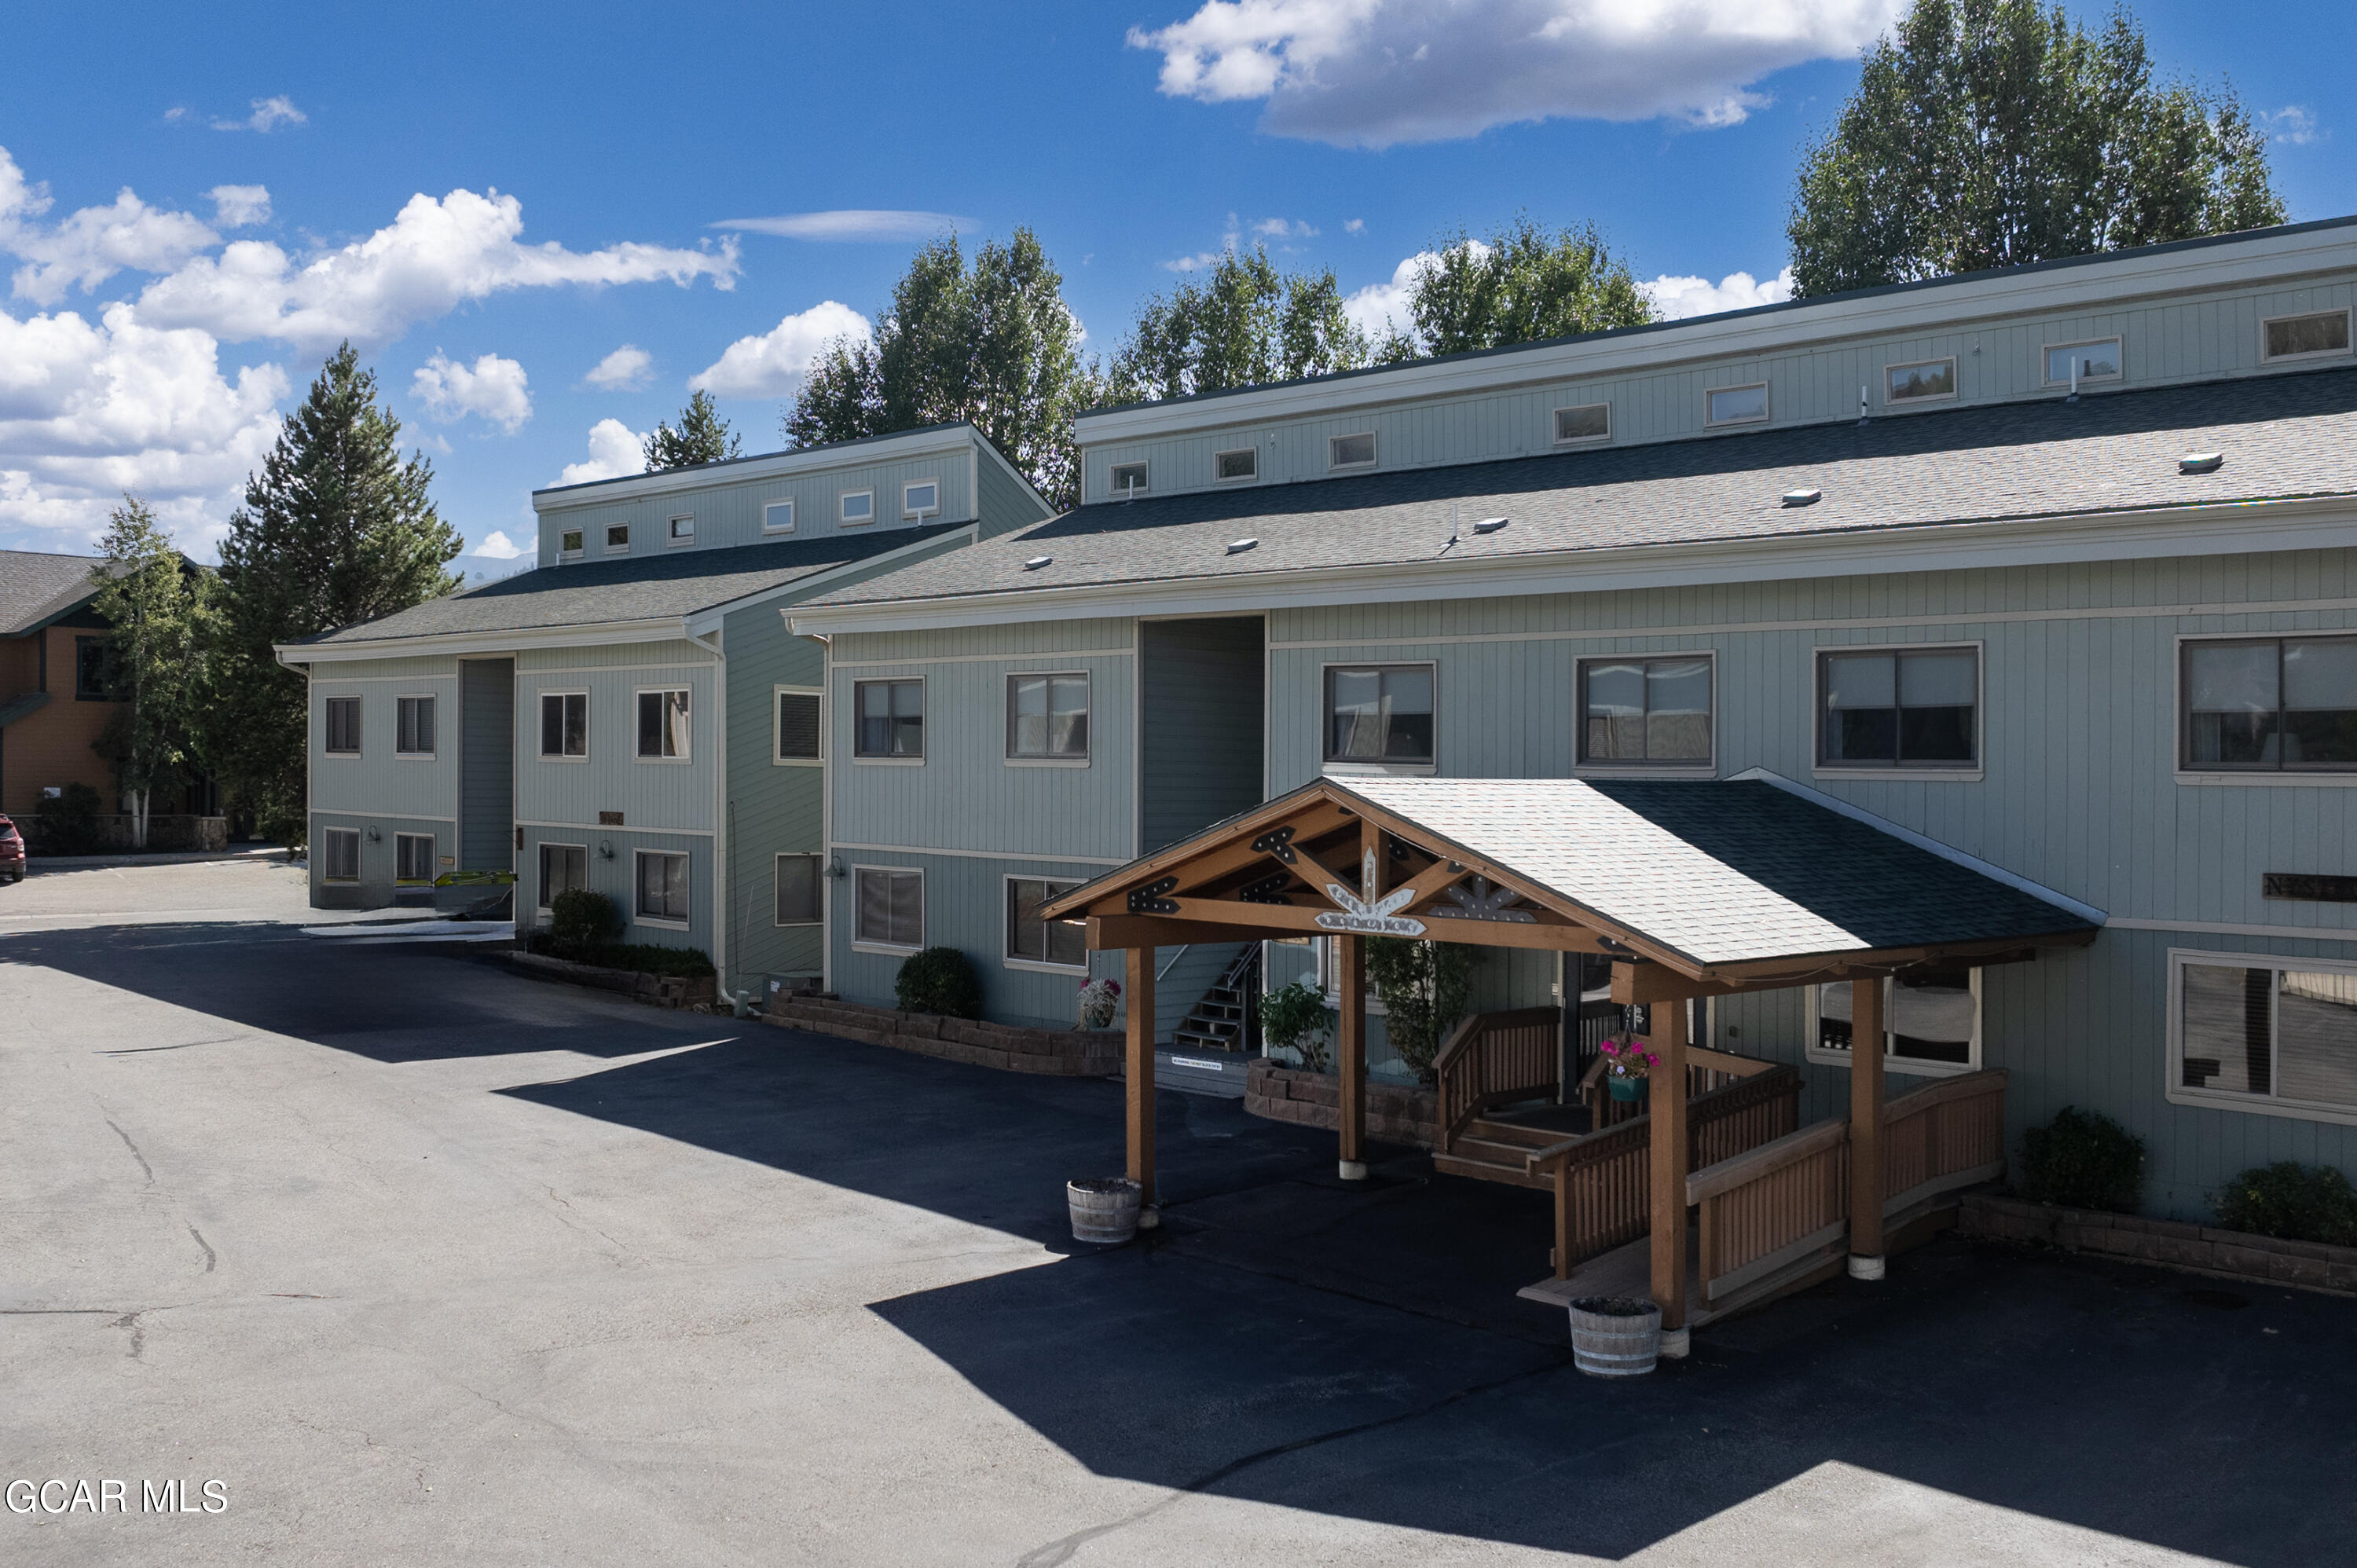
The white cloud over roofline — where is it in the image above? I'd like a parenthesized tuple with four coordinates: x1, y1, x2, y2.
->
(712, 211, 970, 243)
(556, 418, 650, 485)
(691, 301, 871, 399)
(413, 351, 533, 433)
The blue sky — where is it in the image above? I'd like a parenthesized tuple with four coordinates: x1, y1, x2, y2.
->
(3, 0, 2350, 569)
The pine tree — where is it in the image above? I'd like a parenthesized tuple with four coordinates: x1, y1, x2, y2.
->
(208, 343, 462, 845)
(642, 390, 742, 471)
(89, 496, 211, 848)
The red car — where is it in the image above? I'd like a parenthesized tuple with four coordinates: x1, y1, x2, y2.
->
(0, 815, 20, 884)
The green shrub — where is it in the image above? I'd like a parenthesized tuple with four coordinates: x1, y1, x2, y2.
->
(1262, 980, 1333, 1072)
(2213, 1162, 2357, 1247)
(2019, 1105, 2146, 1213)
(524, 929, 713, 976)
(896, 946, 981, 1019)
(548, 888, 618, 951)
(32, 782, 105, 855)
(1363, 937, 1474, 1082)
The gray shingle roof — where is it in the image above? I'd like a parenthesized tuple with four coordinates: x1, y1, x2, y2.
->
(298, 523, 966, 648)
(804, 365, 2357, 612)
(0, 550, 109, 636)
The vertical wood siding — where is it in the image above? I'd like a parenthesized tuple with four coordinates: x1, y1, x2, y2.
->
(306, 656, 461, 824)
(459, 658, 513, 871)
(723, 600, 825, 989)
(512, 643, 716, 833)
(307, 811, 456, 910)
(1139, 617, 1265, 852)
(518, 823, 713, 955)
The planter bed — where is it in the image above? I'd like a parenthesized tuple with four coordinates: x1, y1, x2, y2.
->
(764, 995, 1122, 1077)
(1243, 1059, 1439, 1149)
(1960, 1192, 2357, 1296)
(510, 950, 717, 1011)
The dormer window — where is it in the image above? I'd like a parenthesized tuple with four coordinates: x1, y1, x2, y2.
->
(605, 522, 630, 551)
(559, 529, 584, 556)
(1109, 461, 1149, 498)
(903, 480, 940, 519)
(2043, 337, 2121, 387)
(1215, 447, 1257, 482)
(667, 514, 695, 546)
(1705, 383, 1769, 427)
(1329, 432, 1376, 470)
(841, 490, 874, 526)
(1552, 404, 1610, 445)
(1884, 359, 1956, 404)
(2262, 309, 2352, 364)
(763, 500, 795, 533)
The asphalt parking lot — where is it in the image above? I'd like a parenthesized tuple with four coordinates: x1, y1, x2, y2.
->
(3, 862, 2350, 1566)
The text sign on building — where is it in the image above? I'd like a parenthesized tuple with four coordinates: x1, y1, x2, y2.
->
(2263, 873, 2357, 903)
(1314, 910, 1428, 936)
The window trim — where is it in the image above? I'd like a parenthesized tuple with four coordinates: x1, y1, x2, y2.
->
(1212, 446, 1259, 483)
(73, 634, 112, 702)
(1811, 640, 1985, 781)
(321, 826, 362, 885)
(559, 528, 585, 558)
(537, 689, 590, 763)
(665, 513, 695, 548)
(535, 840, 587, 916)
(2166, 947, 2357, 1127)
(1003, 670, 1091, 768)
(393, 693, 437, 760)
(2040, 335, 2123, 387)
(630, 847, 693, 931)
(633, 686, 693, 764)
(1806, 969, 1984, 1079)
(773, 683, 823, 768)
(1109, 460, 1149, 498)
(1002, 873, 1088, 973)
(1571, 651, 1717, 776)
(901, 478, 941, 521)
(839, 489, 876, 528)
(1703, 380, 1770, 428)
(1882, 357, 1959, 405)
(2174, 631, 2357, 784)
(773, 852, 823, 928)
(604, 522, 630, 553)
(1319, 659, 1438, 776)
(394, 830, 437, 887)
(850, 863, 926, 954)
(322, 695, 362, 758)
(1551, 402, 1612, 446)
(2259, 307, 2354, 365)
(762, 498, 796, 534)
(851, 676, 926, 765)
(1327, 431, 1378, 471)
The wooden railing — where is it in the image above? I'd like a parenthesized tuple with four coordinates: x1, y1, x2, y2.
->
(1433, 1007, 1563, 1148)
(1882, 1069, 2009, 1217)
(1584, 1043, 1783, 1130)
(1688, 1118, 1850, 1304)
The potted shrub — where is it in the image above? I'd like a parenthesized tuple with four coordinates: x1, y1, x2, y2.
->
(1076, 975, 1123, 1031)
(1596, 1032, 1659, 1101)
(1260, 980, 1332, 1071)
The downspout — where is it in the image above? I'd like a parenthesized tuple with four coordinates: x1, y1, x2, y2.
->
(686, 624, 729, 995)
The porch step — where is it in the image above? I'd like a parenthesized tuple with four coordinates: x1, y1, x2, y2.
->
(1154, 1048, 1248, 1099)
(1462, 1116, 1567, 1149)
(1431, 1149, 1554, 1191)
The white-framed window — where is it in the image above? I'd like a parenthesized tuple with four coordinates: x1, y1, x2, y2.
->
(321, 827, 361, 884)
(666, 514, 695, 547)
(1817, 644, 1981, 773)
(1006, 672, 1088, 763)
(2180, 634, 2357, 773)
(538, 691, 588, 760)
(1324, 663, 1435, 768)
(559, 528, 585, 557)
(1809, 966, 1981, 1078)
(852, 866, 923, 951)
(840, 490, 875, 526)
(902, 479, 940, 519)
(323, 696, 361, 757)
(605, 522, 630, 552)
(2261, 308, 2352, 365)
(1328, 432, 1377, 470)
(1705, 382, 1769, 427)
(1214, 447, 1258, 482)
(1577, 654, 1713, 769)
(775, 685, 822, 766)
(633, 848, 691, 927)
(1109, 460, 1149, 498)
(394, 694, 435, 758)
(2169, 950, 2357, 1126)
(636, 687, 691, 761)
(1884, 358, 1957, 404)
(537, 841, 587, 914)
(1552, 403, 1611, 445)
(763, 499, 796, 534)
(394, 832, 436, 885)
(2043, 336, 2121, 387)
(1006, 877, 1086, 970)
(775, 853, 822, 925)
(853, 677, 923, 760)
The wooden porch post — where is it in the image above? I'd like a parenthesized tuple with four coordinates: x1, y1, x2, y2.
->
(1336, 934, 1368, 1180)
(1126, 946, 1157, 1217)
(1648, 998, 1690, 1351)
(1848, 973, 1886, 1278)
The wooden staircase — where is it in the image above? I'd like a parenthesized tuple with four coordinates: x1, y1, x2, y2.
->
(1432, 1110, 1582, 1190)
(1169, 944, 1259, 1053)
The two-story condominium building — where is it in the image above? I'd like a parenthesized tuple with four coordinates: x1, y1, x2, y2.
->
(279, 424, 1050, 995)
(785, 218, 2357, 1233)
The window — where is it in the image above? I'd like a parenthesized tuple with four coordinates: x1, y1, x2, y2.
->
(605, 523, 629, 551)
(1705, 382, 1769, 426)
(636, 688, 691, 760)
(1006, 877, 1085, 969)
(321, 827, 361, 883)
(1810, 966, 1981, 1076)
(1325, 664, 1435, 766)
(840, 490, 874, 526)
(538, 691, 587, 759)
(1578, 656, 1712, 767)
(854, 867, 923, 949)
(395, 695, 435, 757)
(1109, 461, 1149, 497)
(1885, 358, 1956, 404)
(2262, 309, 2352, 364)
(1006, 672, 1088, 761)
(2043, 337, 2121, 386)
(537, 842, 586, 912)
(775, 853, 822, 925)
(775, 687, 822, 764)
(1553, 404, 1611, 445)
(903, 480, 940, 519)
(854, 678, 923, 759)
(763, 500, 795, 533)
(2181, 636, 2357, 771)
(559, 528, 585, 555)
(1818, 647, 1978, 770)
(395, 832, 435, 885)
(324, 696, 361, 756)
(1215, 447, 1258, 482)
(2172, 952, 2357, 1123)
(74, 636, 113, 700)
(634, 849, 691, 925)
(667, 514, 695, 546)
(1328, 432, 1376, 470)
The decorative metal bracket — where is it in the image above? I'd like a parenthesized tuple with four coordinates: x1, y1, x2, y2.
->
(1127, 876, 1180, 915)
(1249, 825, 1297, 864)
(1239, 873, 1292, 906)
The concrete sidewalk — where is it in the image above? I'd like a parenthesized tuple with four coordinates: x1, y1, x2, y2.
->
(25, 844, 288, 872)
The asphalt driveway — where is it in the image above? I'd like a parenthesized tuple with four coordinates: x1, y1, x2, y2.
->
(2, 868, 2348, 1566)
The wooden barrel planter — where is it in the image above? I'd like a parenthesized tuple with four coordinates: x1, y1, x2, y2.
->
(1067, 1178, 1142, 1244)
(1567, 1295, 1662, 1377)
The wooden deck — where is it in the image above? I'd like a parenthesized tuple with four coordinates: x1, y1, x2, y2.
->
(1516, 1225, 1847, 1327)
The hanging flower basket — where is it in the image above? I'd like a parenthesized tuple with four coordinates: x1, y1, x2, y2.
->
(1597, 1032, 1659, 1102)
(1076, 976, 1123, 1031)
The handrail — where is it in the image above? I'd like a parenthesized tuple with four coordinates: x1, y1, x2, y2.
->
(1687, 1115, 1848, 1203)
(1155, 944, 1191, 983)
(1685, 1045, 1779, 1079)
(1430, 1010, 1485, 1076)
(1435, 1006, 1562, 1149)
(1882, 1068, 2010, 1216)
(1882, 1067, 2010, 1118)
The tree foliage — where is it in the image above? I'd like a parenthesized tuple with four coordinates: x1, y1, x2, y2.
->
(1787, 0, 2286, 296)
(1106, 247, 1370, 403)
(1362, 938, 1475, 1083)
(89, 496, 212, 847)
(208, 343, 463, 844)
(642, 389, 742, 471)
(786, 229, 1091, 508)
(1384, 215, 1653, 359)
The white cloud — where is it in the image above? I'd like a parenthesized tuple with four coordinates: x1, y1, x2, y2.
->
(215, 96, 306, 133)
(1252, 216, 1318, 240)
(471, 529, 526, 559)
(689, 300, 871, 399)
(2265, 105, 2322, 146)
(712, 211, 970, 243)
(1340, 241, 1492, 341)
(1161, 250, 1230, 273)
(584, 343, 652, 390)
(1343, 218, 1365, 235)
(208, 185, 270, 227)
(412, 350, 532, 433)
(1127, 0, 1901, 147)
(0, 149, 218, 306)
(1642, 266, 1794, 321)
(556, 417, 648, 485)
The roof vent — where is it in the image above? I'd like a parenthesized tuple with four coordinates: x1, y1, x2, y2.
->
(1226, 537, 1259, 555)
(2179, 452, 2223, 474)
(1023, 555, 1053, 570)
(1472, 516, 1509, 534)
(1781, 487, 1822, 507)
